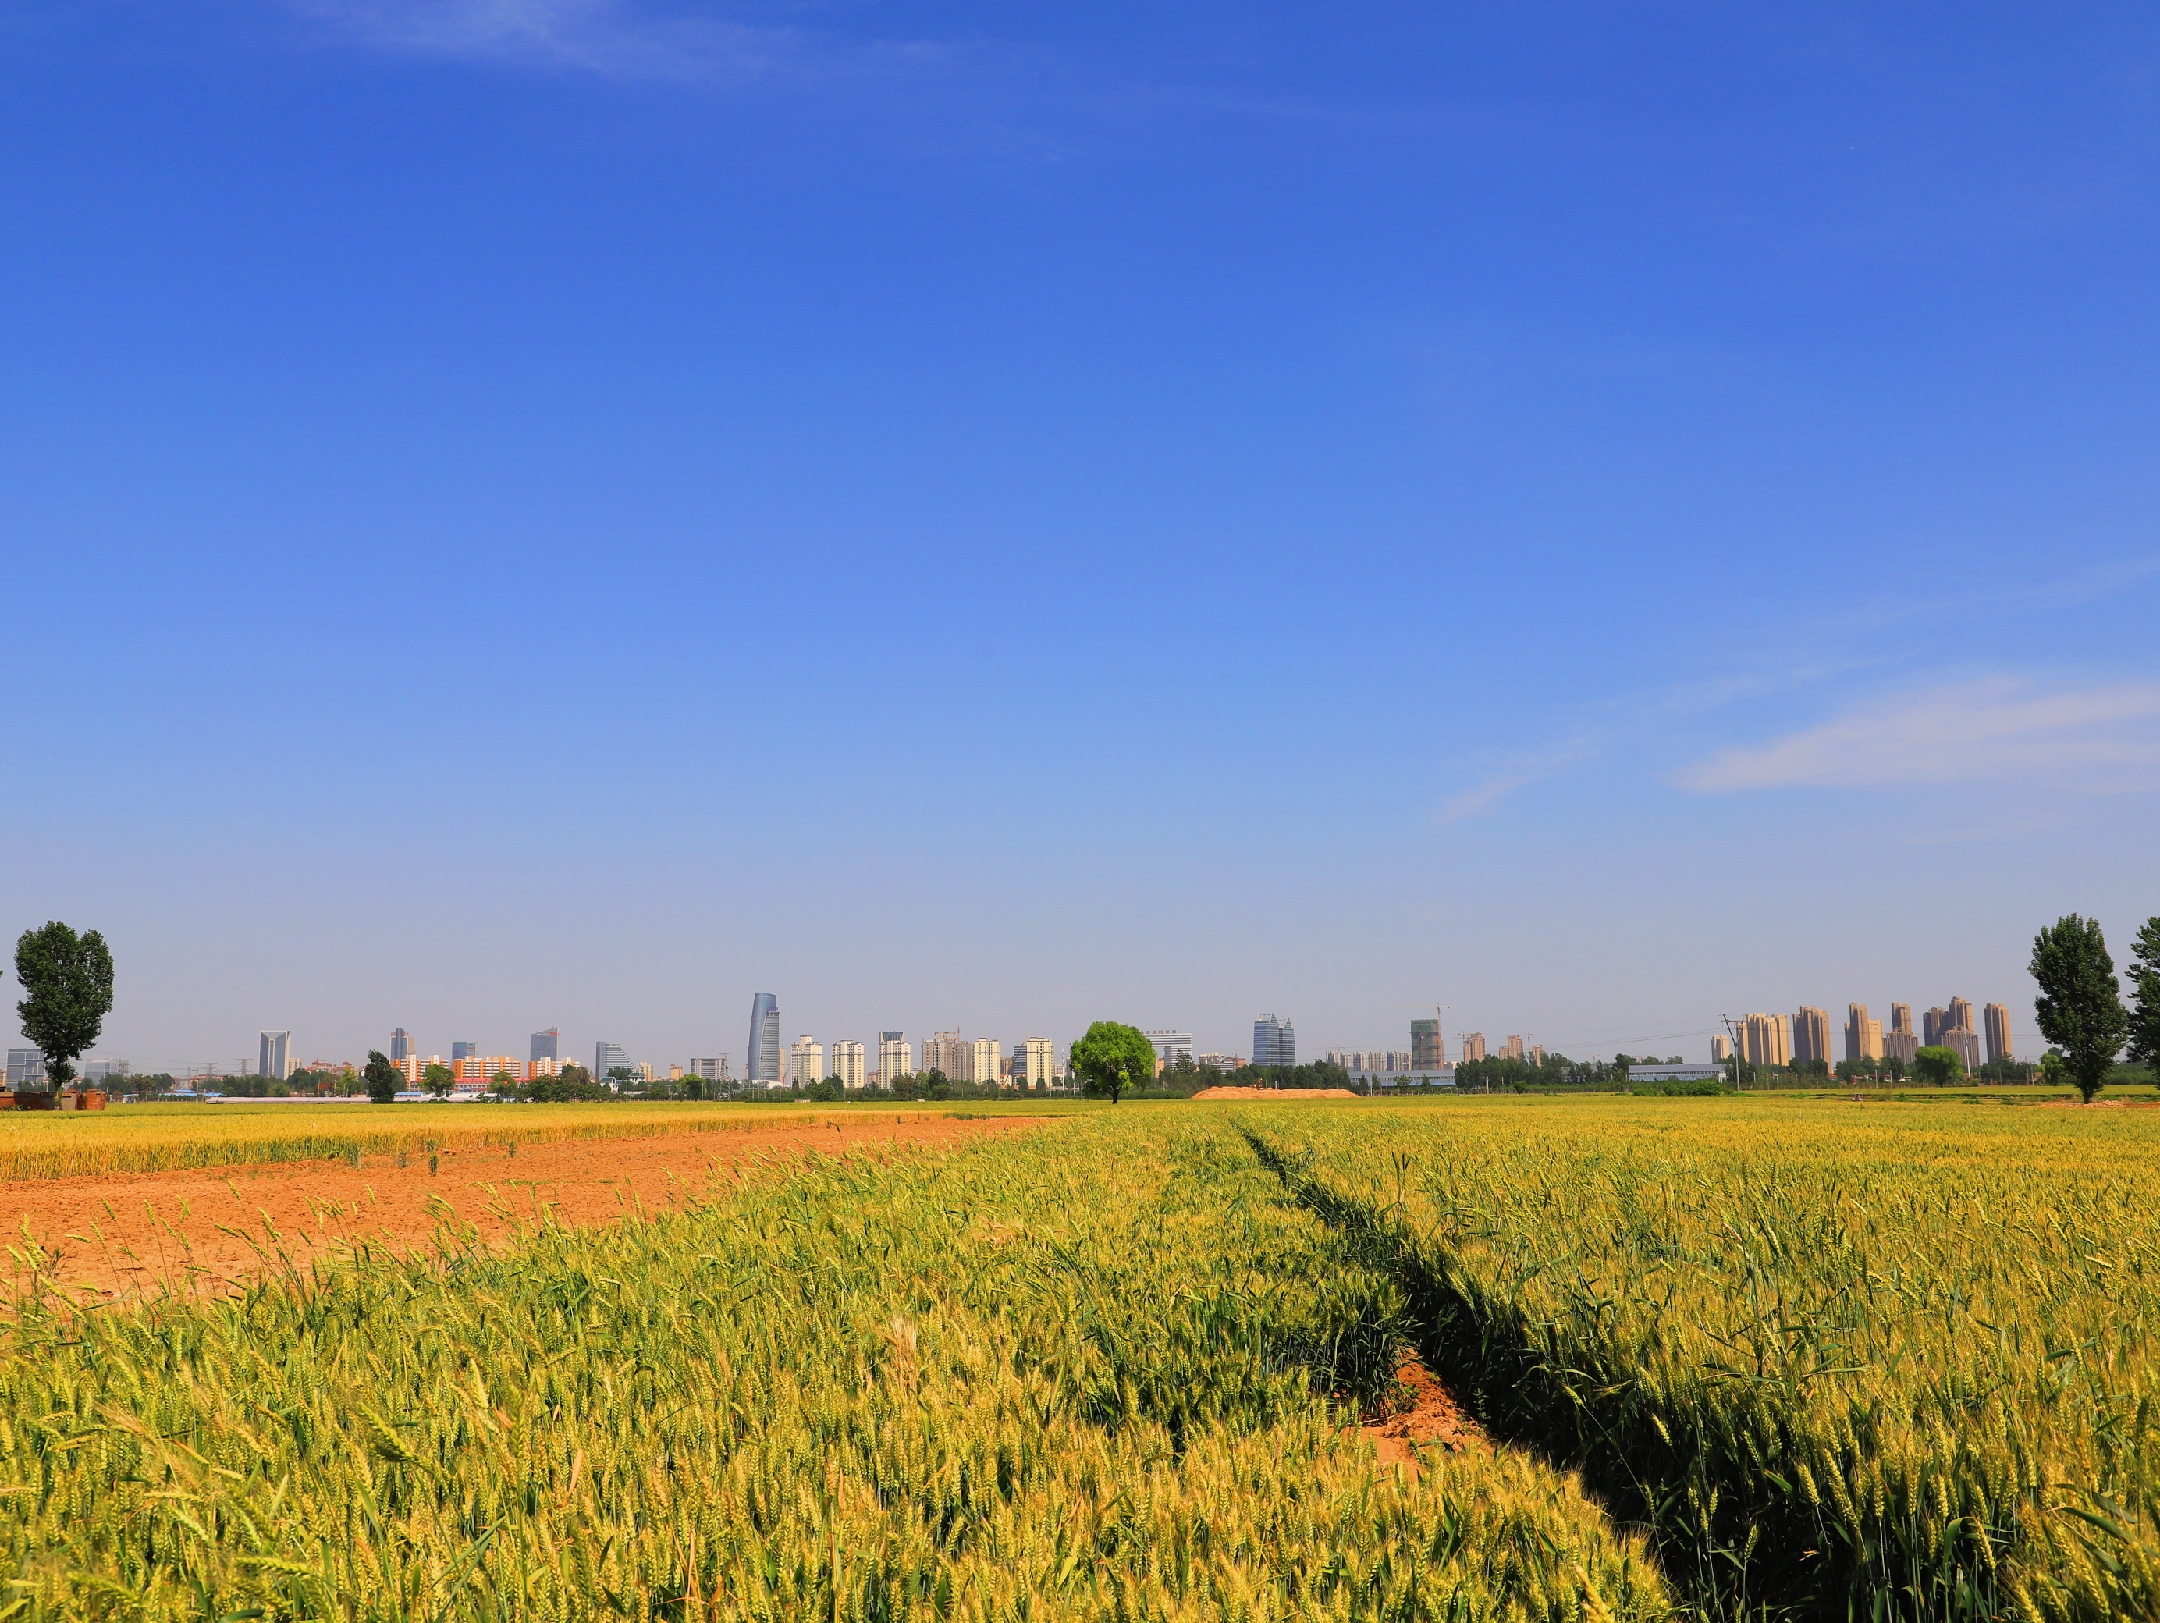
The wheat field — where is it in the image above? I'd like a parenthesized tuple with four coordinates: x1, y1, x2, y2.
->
(0, 1112, 1668, 1621)
(1242, 1095, 2160, 1622)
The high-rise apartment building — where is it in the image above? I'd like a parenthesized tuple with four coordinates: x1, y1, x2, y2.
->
(1948, 997, 1975, 1037)
(595, 1041, 629, 1082)
(747, 994, 781, 1084)
(1792, 1006, 1832, 1067)
(969, 1037, 1002, 1086)
(1845, 1003, 1884, 1063)
(1984, 1002, 2012, 1064)
(1741, 1013, 1792, 1068)
(1143, 1031, 1194, 1071)
(390, 1028, 412, 1063)
(1411, 1012, 1444, 1070)
(1461, 1032, 1487, 1063)
(830, 1041, 866, 1089)
(1884, 1003, 1918, 1065)
(1923, 1007, 1946, 1046)
(1015, 1037, 1054, 1089)
(1501, 1035, 1525, 1062)
(922, 1030, 967, 1079)
(259, 1030, 291, 1081)
(787, 1036, 824, 1086)
(531, 1029, 559, 1064)
(878, 1032, 912, 1082)
(1711, 1034, 1732, 1063)
(1252, 1015, 1295, 1067)
(687, 1056, 731, 1083)
(1946, 1028, 1982, 1069)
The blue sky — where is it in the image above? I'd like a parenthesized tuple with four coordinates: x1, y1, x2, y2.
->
(4, 0, 2157, 1071)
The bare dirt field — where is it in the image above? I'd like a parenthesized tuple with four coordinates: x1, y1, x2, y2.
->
(5, 1114, 1044, 1303)
(1191, 1085, 1360, 1100)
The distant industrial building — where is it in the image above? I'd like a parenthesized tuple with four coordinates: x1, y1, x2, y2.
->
(1328, 1050, 1414, 1073)
(1143, 1031, 1194, 1070)
(259, 1030, 291, 1082)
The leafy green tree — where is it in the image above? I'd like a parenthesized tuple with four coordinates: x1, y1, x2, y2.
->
(2128, 916, 2160, 1079)
(14, 922, 115, 1093)
(423, 1061, 455, 1099)
(363, 1050, 401, 1104)
(2031, 913, 2130, 1104)
(1911, 1045, 1963, 1087)
(1069, 1022, 1156, 1104)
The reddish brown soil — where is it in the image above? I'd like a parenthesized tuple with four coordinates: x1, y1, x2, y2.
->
(1192, 1086, 1360, 1099)
(3, 1115, 1043, 1304)
(1364, 1352, 1486, 1474)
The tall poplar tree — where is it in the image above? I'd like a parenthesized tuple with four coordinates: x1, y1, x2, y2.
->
(2030, 914, 2129, 1104)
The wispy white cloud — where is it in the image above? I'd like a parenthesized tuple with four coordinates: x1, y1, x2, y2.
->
(1676, 677, 2160, 792)
(284, 0, 951, 85)
(1437, 737, 1597, 823)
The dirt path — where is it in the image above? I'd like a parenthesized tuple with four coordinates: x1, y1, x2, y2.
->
(4, 1115, 1043, 1303)
(1364, 1352, 1487, 1474)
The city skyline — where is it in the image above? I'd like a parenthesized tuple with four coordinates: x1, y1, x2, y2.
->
(47, 973, 2053, 1080)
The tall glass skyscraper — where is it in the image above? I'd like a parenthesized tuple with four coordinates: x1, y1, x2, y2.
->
(452, 1041, 478, 1062)
(1252, 1014, 1295, 1067)
(259, 1030, 291, 1081)
(531, 1028, 559, 1063)
(390, 1028, 411, 1063)
(747, 994, 781, 1084)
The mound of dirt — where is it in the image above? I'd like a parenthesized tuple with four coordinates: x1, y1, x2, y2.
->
(1191, 1085, 1359, 1100)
